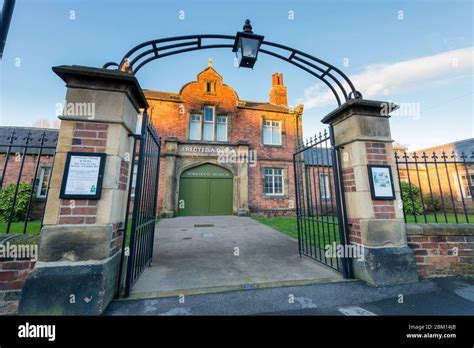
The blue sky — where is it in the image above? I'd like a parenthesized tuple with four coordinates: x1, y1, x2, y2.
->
(0, 0, 472, 150)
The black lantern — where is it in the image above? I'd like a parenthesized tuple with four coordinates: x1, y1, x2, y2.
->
(232, 19, 264, 69)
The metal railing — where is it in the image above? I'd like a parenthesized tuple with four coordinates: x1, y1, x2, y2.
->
(394, 150, 474, 224)
(0, 129, 58, 234)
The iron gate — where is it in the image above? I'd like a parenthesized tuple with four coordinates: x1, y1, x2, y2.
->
(119, 111, 161, 297)
(293, 127, 352, 278)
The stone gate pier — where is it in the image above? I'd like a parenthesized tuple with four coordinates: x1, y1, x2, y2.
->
(323, 99, 418, 286)
(19, 66, 146, 314)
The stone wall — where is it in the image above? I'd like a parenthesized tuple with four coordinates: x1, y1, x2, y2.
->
(406, 224, 474, 277)
(0, 258, 36, 315)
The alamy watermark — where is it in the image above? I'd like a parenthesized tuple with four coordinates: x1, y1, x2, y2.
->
(325, 242, 365, 262)
(380, 101, 421, 120)
(217, 147, 257, 167)
(0, 242, 38, 261)
(55, 100, 96, 120)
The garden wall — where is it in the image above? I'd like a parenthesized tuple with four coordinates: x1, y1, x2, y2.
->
(406, 224, 473, 278)
(0, 257, 36, 315)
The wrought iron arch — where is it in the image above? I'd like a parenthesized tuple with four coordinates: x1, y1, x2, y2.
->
(103, 34, 362, 106)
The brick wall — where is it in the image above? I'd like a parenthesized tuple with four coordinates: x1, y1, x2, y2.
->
(373, 200, 396, 219)
(57, 120, 129, 256)
(0, 154, 54, 187)
(248, 160, 294, 214)
(57, 122, 107, 224)
(119, 160, 129, 191)
(342, 167, 355, 192)
(347, 217, 361, 244)
(0, 154, 54, 219)
(406, 224, 473, 277)
(365, 142, 388, 165)
(58, 199, 98, 224)
(70, 122, 107, 152)
(0, 259, 36, 315)
(109, 222, 124, 257)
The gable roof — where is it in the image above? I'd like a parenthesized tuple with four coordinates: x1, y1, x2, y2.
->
(143, 65, 297, 114)
(196, 66, 223, 81)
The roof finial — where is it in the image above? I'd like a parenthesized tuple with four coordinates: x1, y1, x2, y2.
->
(208, 58, 213, 67)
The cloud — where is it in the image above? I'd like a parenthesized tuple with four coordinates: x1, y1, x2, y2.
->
(301, 46, 474, 109)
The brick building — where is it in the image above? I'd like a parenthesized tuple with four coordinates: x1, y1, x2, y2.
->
(146, 62, 304, 216)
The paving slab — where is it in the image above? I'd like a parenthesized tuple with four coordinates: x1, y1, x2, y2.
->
(129, 216, 343, 298)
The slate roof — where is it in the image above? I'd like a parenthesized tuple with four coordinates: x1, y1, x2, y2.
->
(413, 138, 474, 156)
(395, 138, 474, 170)
(238, 100, 290, 113)
(0, 127, 58, 155)
(303, 147, 333, 166)
(452, 138, 474, 156)
(143, 90, 182, 102)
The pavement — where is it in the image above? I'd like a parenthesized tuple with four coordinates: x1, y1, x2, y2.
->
(129, 216, 342, 298)
(105, 276, 474, 315)
(109, 216, 474, 316)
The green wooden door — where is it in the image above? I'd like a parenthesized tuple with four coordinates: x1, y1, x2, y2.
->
(178, 164, 233, 216)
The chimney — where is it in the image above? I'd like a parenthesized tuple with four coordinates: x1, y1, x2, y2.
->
(269, 72, 287, 106)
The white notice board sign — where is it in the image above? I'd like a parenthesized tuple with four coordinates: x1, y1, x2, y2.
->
(367, 165, 396, 200)
(60, 152, 107, 199)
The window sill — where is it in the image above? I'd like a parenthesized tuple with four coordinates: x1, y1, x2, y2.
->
(263, 194, 288, 200)
(262, 144, 284, 148)
(185, 140, 231, 144)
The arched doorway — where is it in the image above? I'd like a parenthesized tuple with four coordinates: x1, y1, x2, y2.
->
(178, 163, 233, 216)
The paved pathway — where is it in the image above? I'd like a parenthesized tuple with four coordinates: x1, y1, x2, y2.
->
(129, 216, 342, 298)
